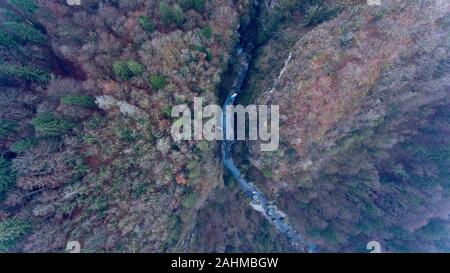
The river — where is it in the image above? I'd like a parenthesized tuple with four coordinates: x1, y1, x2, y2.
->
(221, 1, 314, 253)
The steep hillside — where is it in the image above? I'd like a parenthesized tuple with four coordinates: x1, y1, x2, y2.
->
(243, 0, 450, 252)
(0, 0, 248, 252)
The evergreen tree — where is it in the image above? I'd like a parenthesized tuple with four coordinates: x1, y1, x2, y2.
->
(138, 16, 155, 33)
(0, 156, 15, 194)
(0, 119, 17, 139)
(148, 74, 166, 91)
(32, 113, 74, 136)
(0, 218, 31, 251)
(159, 2, 185, 27)
(61, 95, 97, 108)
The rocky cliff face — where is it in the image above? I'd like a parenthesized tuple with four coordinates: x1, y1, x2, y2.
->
(244, 0, 450, 252)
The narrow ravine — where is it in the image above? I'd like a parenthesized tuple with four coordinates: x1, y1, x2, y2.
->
(221, 1, 314, 252)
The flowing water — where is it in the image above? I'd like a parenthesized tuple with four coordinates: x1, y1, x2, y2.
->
(221, 31, 314, 252)
(266, 52, 293, 96)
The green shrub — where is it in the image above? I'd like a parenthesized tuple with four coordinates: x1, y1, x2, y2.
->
(148, 74, 166, 91)
(8, 0, 38, 15)
(10, 138, 38, 153)
(32, 113, 74, 136)
(112, 61, 131, 80)
(178, 0, 204, 13)
(0, 218, 31, 251)
(138, 16, 155, 33)
(262, 168, 273, 178)
(200, 25, 212, 39)
(182, 192, 198, 208)
(126, 60, 145, 76)
(0, 156, 15, 194)
(172, 4, 185, 25)
(162, 105, 172, 117)
(61, 95, 96, 108)
(159, 2, 185, 27)
(3, 22, 45, 45)
(112, 60, 144, 80)
(0, 64, 49, 84)
(0, 119, 17, 139)
(159, 2, 172, 26)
